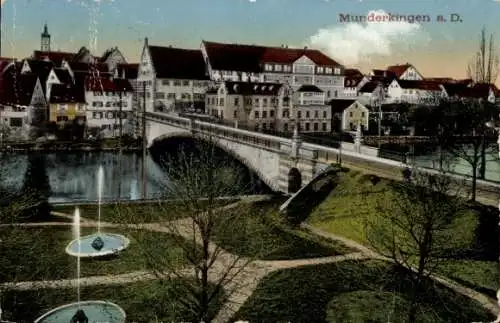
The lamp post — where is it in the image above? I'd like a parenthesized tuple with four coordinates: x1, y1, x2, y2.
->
(485, 115, 500, 322)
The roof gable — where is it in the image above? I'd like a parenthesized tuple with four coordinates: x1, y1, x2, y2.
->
(293, 55, 315, 65)
(396, 80, 442, 91)
(387, 64, 413, 78)
(331, 99, 357, 113)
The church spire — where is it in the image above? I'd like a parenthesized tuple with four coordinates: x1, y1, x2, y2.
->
(41, 23, 51, 52)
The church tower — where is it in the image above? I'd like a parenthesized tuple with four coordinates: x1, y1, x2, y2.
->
(41, 23, 51, 52)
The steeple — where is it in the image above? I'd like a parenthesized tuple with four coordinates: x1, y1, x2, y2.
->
(41, 23, 51, 52)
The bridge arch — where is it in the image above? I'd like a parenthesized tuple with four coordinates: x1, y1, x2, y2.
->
(149, 134, 280, 192)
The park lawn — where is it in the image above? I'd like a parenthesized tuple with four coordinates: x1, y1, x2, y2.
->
(1, 279, 225, 322)
(308, 169, 496, 296)
(233, 260, 493, 323)
(213, 199, 354, 260)
(0, 225, 201, 283)
(52, 198, 240, 223)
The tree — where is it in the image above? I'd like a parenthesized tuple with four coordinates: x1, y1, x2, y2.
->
(467, 27, 499, 85)
(20, 153, 52, 221)
(120, 137, 271, 322)
(367, 170, 467, 323)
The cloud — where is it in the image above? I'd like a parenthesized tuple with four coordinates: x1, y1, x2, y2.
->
(248, 0, 257, 2)
(307, 9, 424, 65)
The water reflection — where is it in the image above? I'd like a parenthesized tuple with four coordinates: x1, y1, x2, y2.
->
(0, 151, 167, 203)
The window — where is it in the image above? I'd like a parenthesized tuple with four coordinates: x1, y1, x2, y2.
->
(173, 80, 181, 86)
(361, 112, 365, 117)
(317, 67, 324, 73)
(305, 123, 310, 131)
(334, 68, 341, 74)
(327, 90, 331, 98)
(106, 102, 112, 107)
(146, 92, 151, 98)
(182, 80, 190, 86)
(270, 110, 274, 118)
(56, 116, 69, 122)
(274, 64, 282, 72)
(349, 111, 353, 117)
(167, 93, 176, 99)
(262, 123, 267, 130)
(282, 98, 289, 107)
(314, 111, 318, 118)
(306, 111, 310, 118)
(263, 111, 267, 118)
(284, 123, 288, 131)
(313, 123, 318, 131)
(265, 64, 272, 71)
(322, 123, 327, 131)
(156, 92, 165, 99)
(93, 91, 102, 96)
(219, 98, 224, 106)
(325, 67, 332, 74)
(269, 123, 275, 130)
(297, 111, 302, 118)
(263, 98, 267, 107)
(162, 80, 169, 85)
(282, 109, 289, 118)
(254, 98, 260, 106)
(234, 98, 239, 106)
(234, 110, 238, 118)
(9, 117, 22, 127)
(323, 111, 327, 118)
(254, 111, 259, 118)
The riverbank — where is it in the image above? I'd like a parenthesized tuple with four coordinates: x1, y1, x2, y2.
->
(0, 141, 142, 152)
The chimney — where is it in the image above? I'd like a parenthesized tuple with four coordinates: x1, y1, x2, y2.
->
(304, 46, 308, 50)
(144, 37, 149, 46)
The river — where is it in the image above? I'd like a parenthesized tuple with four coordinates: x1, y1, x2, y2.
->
(0, 146, 269, 203)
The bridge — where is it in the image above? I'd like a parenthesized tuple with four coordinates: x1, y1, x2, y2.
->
(144, 111, 500, 205)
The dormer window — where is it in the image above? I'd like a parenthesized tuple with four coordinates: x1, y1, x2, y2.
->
(253, 85, 258, 91)
(269, 85, 274, 91)
(261, 85, 266, 91)
(233, 84, 239, 92)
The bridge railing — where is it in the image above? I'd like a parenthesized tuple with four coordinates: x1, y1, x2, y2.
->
(147, 111, 289, 151)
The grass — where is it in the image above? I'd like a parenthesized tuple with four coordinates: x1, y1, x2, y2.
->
(212, 199, 353, 260)
(233, 260, 493, 323)
(0, 225, 201, 283)
(51, 198, 240, 223)
(308, 169, 498, 297)
(1, 279, 226, 322)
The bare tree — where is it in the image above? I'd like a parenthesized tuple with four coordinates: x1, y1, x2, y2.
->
(367, 169, 467, 323)
(120, 137, 272, 322)
(467, 27, 499, 85)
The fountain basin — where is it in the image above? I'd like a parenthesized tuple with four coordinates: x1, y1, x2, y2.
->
(34, 300, 126, 323)
(65, 233, 130, 258)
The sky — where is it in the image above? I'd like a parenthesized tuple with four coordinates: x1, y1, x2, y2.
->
(1, 0, 500, 83)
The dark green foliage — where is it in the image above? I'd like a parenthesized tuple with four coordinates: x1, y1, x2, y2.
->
(20, 153, 52, 221)
(233, 261, 492, 323)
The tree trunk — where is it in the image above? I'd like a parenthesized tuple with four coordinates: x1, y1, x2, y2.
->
(200, 233, 210, 323)
(479, 134, 487, 180)
(471, 160, 478, 202)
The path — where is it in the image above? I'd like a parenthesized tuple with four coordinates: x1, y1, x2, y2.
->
(1, 209, 498, 323)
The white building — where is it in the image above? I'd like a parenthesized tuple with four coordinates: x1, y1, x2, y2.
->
(294, 85, 331, 133)
(205, 81, 331, 133)
(341, 68, 368, 98)
(385, 63, 424, 81)
(84, 76, 134, 137)
(137, 38, 212, 115)
(201, 41, 345, 100)
(387, 79, 445, 105)
(0, 71, 46, 139)
(331, 99, 370, 132)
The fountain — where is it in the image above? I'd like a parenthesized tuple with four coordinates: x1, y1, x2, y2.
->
(65, 166, 130, 258)
(34, 208, 126, 323)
